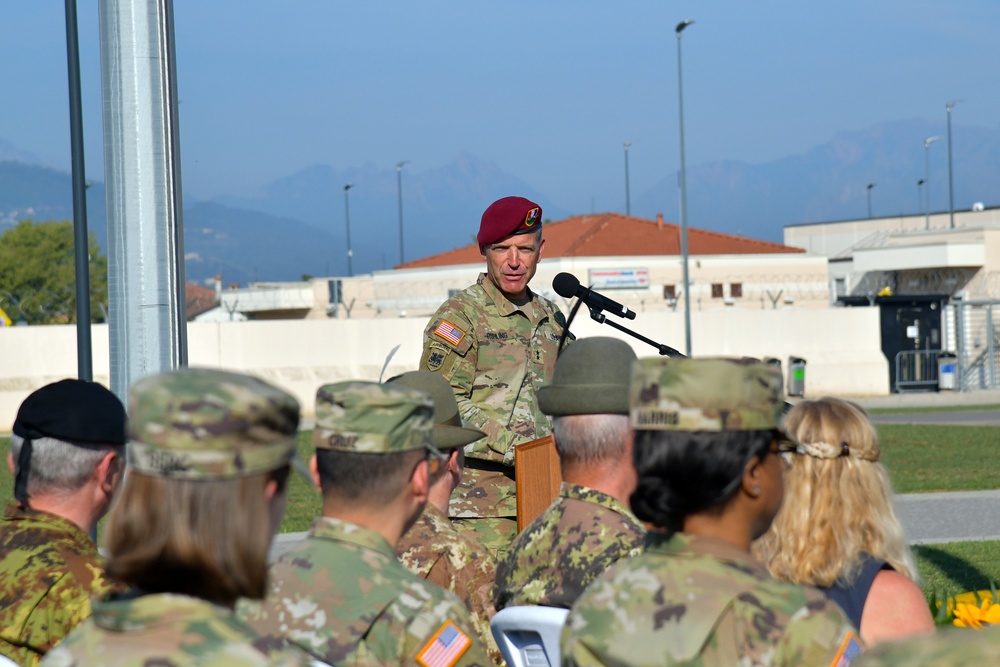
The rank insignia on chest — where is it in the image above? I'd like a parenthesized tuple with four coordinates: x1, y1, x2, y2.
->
(427, 351, 445, 371)
(417, 621, 471, 667)
(433, 320, 466, 346)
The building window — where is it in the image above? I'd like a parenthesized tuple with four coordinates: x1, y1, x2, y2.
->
(730, 283, 742, 298)
(663, 284, 676, 299)
(834, 278, 846, 297)
(711, 283, 724, 298)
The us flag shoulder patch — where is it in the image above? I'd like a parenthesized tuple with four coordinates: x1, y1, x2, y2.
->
(433, 320, 466, 346)
(416, 620, 471, 667)
(829, 630, 862, 667)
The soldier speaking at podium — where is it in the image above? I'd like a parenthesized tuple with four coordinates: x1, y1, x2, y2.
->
(419, 196, 569, 556)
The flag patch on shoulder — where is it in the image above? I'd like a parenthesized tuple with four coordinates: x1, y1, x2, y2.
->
(830, 630, 862, 667)
(433, 320, 466, 346)
(417, 620, 471, 667)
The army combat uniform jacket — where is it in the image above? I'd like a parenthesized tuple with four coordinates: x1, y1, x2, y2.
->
(0, 504, 120, 667)
(495, 483, 644, 610)
(420, 273, 566, 519)
(561, 532, 863, 667)
(41, 593, 310, 667)
(396, 503, 502, 665)
(239, 516, 491, 667)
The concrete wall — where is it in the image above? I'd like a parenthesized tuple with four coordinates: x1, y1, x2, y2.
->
(0, 307, 887, 430)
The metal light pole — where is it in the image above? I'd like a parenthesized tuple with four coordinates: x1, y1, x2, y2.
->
(343, 183, 354, 277)
(946, 100, 962, 229)
(623, 141, 633, 216)
(396, 161, 409, 265)
(923, 135, 940, 230)
(866, 182, 876, 219)
(676, 19, 694, 357)
(64, 0, 92, 380)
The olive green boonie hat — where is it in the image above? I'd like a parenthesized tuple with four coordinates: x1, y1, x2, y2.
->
(630, 357, 789, 435)
(313, 381, 434, 453)
(385, 371, 485, 449)
(128, 367, 301, 480)
(538, 337, 637, 416)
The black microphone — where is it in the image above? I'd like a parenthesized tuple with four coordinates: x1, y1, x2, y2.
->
(552, 272, 637, 320)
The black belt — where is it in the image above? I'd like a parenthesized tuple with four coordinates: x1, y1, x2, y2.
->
(465, 457, 515, 476)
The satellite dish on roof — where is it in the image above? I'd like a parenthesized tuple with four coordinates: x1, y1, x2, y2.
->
(973, 202, 985, 212)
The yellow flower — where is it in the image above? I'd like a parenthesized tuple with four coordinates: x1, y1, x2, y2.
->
(953, 599, 1000, 629)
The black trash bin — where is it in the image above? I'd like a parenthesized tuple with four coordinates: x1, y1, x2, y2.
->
(787, 356, 806, 397)
(937, 352, 957, 391)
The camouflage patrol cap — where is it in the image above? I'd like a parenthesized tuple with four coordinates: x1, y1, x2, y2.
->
(128, 367, 301, 480)
(538, 337, 637, 416)
(385, 371, 486, 449)
(630, 357, 790, 435)
(313, 381, 434, 453)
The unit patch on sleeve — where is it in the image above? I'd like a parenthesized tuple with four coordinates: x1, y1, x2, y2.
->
(416, 620, 471, 667)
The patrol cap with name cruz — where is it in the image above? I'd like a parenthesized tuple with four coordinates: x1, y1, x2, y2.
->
(477, 196, 542, 246)
(128, 367, 301, 480)
(630, 357, 790, 435)
(385, 371, 485, 449)
(313, 381, 435, 453)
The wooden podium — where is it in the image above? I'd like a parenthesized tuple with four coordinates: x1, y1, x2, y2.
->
(514, 435, 562, 532)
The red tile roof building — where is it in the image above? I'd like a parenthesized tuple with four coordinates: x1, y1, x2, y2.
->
(399, 213, 803, 269)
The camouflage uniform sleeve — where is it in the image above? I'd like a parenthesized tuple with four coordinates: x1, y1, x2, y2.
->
(770, 598, 863, 667)
(420, 310, 524, 460)
(376, 584, 491, 667)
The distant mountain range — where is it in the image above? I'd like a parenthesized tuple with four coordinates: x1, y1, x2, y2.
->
(1, 119, 997, 284)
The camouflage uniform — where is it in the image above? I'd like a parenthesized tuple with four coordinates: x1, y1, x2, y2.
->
(41, 593, 310, 667)
(40, 367, 312, 667)
(561, 532, 862, 667)
(420, 273, 566, 555)
(853, 626, 998, 666)
(494, 482, 644, 610)
(0, 505, 120, 667)
(239, 516, 491, 667)
(396, 503, 502, 665)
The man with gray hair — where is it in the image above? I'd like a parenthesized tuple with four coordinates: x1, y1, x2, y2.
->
(0, 379, 127, 667)
(494, 337, 646, 610)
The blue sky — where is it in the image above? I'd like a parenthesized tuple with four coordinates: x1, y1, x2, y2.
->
(2, 1, 998, 214)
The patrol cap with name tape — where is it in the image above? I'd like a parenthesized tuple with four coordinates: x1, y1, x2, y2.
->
(538, 337, 637, 416)
(477, 196, 542, 246)
(385, 370, 485, 449)
(127, 367, 302, 480)
(630, 357, 793, 438)
(313, 381, 435, 453)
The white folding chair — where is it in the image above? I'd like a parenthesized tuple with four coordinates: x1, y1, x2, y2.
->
(490, 605, 569, 667)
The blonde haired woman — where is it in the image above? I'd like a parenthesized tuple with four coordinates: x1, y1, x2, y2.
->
(754, 397, 934, 645)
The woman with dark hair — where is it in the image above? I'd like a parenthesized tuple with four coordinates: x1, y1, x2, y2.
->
(561, 358, 863, 667)
(40, 368, 312, 667)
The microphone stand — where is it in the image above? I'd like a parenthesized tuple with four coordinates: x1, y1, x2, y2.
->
(585, 305, 684, 357)
(557, 296, 684, 358)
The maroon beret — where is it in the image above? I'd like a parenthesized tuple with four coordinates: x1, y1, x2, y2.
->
(477, 196, 542, 246)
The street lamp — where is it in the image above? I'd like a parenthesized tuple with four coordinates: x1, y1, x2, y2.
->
(623, 141, 633, 216)
(866, 182, 876, 219)
(676, 19, 694, 357)
(343, 183, 354, 277)
(923, 136, 940, 230)
(396, 161, 409, 265)
(946, 99, 962, 229)
(917, 179, 925, 216)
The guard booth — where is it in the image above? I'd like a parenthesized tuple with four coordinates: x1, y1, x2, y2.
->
(839, 294, 948, 393)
